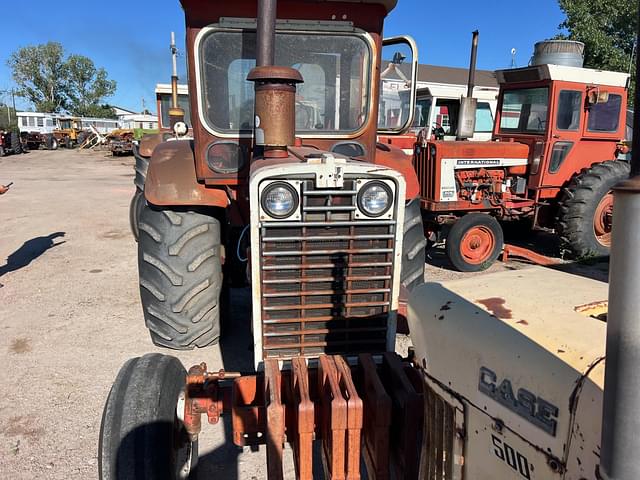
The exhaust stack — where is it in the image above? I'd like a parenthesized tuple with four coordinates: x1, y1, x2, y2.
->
(248, 0, 302, 158)
(168, 31, 185, 128)
(457, 30, 479, 140)
(599, 3, 640, 478)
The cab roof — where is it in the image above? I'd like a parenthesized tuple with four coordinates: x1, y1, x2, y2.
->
(317, 0, 397, 13)
(496, 64, 629, 88)
(180, 0, 397, 13)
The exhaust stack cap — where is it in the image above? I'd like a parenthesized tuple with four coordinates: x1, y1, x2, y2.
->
(248, 66, 303, 152)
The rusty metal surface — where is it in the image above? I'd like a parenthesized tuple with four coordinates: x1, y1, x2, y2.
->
(501, 243, 561, 266)
(181, 353, 456, 479)
(358, 354, 391, 479)
(232, 374, 266, 446)
(380, 352, 423, 480)
(288, 357, 315, 479)
(144, 139, 230, 207)
(249, 65, 302, 149)
(318, 355, 349, 479)
(334, 355, 363, 480)
(265, 359, 285, 480)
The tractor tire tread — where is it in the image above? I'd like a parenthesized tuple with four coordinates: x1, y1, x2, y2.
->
(99, 354, 195, 480)
(401, 198, 426, 291)
(138, 206, 222, 349)
(556, 160, 629, 257)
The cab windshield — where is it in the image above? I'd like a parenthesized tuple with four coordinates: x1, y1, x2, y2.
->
(199, 29, 371, 135)
(412, 97, 432, 128)
(499, 87, 549, 133)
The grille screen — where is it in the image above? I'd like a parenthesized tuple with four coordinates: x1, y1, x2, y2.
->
(260, 179, 396, 359)
(414, 146, 437, 201)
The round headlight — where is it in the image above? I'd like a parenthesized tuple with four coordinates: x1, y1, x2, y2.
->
(261, 182, 298, 219)
(207, 142, 247, 174)
(358, 181, 393, 217)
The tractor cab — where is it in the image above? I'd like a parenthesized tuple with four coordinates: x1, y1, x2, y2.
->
(493, 64, 629, 196)
(412, 85, 497, 141)
(57, 117, 81, 131)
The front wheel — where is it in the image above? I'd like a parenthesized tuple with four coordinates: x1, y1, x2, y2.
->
(99, 353, 197, 480)
(445, 213, 504, 272)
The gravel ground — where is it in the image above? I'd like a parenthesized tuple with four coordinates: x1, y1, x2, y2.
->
(0, 148, 609, 479)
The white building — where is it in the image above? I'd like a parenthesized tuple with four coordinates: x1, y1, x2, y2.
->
(17, 112, 120, 135)
(119, 113, 158, 130)
(16, 112, 57, 134)
(113, 106, 137, 122)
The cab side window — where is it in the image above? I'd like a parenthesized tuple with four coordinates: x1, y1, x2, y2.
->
(556, 90, 582, 130)
(475, 102, 494, 132)
(587, 94, 622, 133)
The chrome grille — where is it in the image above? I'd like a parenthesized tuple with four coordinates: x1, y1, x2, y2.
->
(259, 178, 396, 359)
(414, 145, 437, 201)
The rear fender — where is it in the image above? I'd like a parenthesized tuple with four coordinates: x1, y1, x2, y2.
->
(144, 139, 229, 208)
(374, 142, 420, 200)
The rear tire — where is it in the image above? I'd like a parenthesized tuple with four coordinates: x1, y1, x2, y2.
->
(556, 160, 630, 258)
(77, 131, 89, 147)
(10, 132, 22, 154)
(401, 198, 427, 290)
(133, 144, 149, 190)
(46, 135, 58, 150)
(98, 353, 197, 480)
(138, 205, 223, 349)
(130, 189, 145, 241)
(445, 213, 504, 272)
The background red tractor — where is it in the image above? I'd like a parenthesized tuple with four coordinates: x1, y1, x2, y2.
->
(415, 50, 630, 271)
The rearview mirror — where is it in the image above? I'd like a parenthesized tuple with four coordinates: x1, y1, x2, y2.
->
(378, 36, 419, 134)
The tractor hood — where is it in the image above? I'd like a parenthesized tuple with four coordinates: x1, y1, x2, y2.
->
(408, 266, 607, 477)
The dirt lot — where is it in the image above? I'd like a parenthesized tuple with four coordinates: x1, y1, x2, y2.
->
(0, 148, 609, 479)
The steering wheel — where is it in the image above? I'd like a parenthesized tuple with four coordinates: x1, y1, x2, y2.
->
(431, 122, 446, 140)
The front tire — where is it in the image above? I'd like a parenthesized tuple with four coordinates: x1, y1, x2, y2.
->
(556, 161, 630, 257)
(445, 213, 504, 272)
(401, 198, 427, 290)
(99, 353, 197, 480)
(138, 205, 223, 349)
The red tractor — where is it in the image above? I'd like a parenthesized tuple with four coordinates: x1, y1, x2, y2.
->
(415, 61, 630, 271)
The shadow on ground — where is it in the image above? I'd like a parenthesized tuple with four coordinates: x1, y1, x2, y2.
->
(194, 286, 254, 479)
(0, 232, 66, 278)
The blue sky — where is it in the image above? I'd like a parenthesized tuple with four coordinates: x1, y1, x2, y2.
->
(0, 0, 565, 113)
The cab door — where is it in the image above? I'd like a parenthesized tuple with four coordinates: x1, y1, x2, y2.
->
(537, 82, 584, 191)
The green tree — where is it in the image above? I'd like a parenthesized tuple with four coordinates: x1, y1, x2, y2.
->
(83, 104, 117, 119)
(7, 42, 68, 112)
(7, 43, 117, 116)
(65, 54, 116, 117)
(557, 0, 637, 89)
(0, 104, 17, 130)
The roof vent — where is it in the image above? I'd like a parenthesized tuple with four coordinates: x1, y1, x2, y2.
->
(531, 40, 585, 68)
